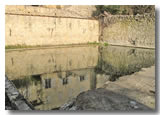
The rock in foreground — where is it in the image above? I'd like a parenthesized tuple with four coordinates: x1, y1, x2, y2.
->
(60, 88, 152, 111)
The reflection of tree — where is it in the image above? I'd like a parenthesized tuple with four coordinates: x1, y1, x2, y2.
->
(95, 46, 155, 81)
(12, 75, 41, 88)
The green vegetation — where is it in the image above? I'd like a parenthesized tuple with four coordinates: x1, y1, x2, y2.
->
(87, 41, 100, 45)
(104, 42, 108, 46)
(6, 42, 109, 49)
(92, 5, 155, 17)
(87, 42, 109, 46)
(87, 41, 109, 46)
(131, 5, 155, 15)
(92, 5, 121, 16)
(5, 44, 41, 49)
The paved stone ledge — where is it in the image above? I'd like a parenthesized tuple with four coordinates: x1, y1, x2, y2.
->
(5, 76, 34, 110)
(103, 66, 155, 109)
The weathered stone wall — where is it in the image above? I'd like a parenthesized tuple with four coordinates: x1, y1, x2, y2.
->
(5, 6, 155, 48)
(5, 76, 33, 110)
(102, 14, 155, 48)
(5, 5, 99, 46)
(6, 5, 96, 19)
(5, 15, 99, 46)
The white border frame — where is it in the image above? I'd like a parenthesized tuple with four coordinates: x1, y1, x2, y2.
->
(0, 0, 159, 115)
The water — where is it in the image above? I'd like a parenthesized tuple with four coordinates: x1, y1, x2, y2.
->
(5, 45, 155, 110)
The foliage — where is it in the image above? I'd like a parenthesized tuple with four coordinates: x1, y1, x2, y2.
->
(87, 41, 100, 45)
(5, 44, 41, 49)
(121, 9, 127, 15)
(104, 42, 108, 46)
(92, 5, 155, 17)
(92, 5, 121, 17)
(131, 5, 155, 15)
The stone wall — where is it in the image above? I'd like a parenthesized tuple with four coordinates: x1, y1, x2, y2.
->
(5, 14, 99, 46)
(5, 5, 99, 46)
(6, 5, 96, 19)
(5, 76, 33, 110)
(102, 14, 155, 48)
(5, 6, 155, 48)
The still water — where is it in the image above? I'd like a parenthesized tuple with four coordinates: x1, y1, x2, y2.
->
(5, 45, 155, 110)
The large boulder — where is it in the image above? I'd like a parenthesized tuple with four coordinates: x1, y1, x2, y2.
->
(60, 88, 152, 111)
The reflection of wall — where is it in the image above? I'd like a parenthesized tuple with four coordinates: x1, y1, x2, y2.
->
(99, 46, 155, 77)
(6, 46, 98, 79)
(38, 69, 95, 110)
(96, 74, 109, 88)
(12, 68, 96, 110)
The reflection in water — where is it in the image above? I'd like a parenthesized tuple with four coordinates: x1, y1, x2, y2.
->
(96, 46, 155, 81)
(5, 45, 155, 110)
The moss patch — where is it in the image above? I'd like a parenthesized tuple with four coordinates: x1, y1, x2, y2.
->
(5, 44, 41, 49)
(104, 42, 108, 46)
(87, 41, 100, 45)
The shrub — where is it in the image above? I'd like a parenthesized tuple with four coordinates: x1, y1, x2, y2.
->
(104, 42, 108, 46)
(92, 5, 155, 17)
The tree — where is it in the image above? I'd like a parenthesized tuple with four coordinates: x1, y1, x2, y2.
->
(92, 5, 155, 17)
(92, 5, 121, 17)
(131, 5, 155, 15)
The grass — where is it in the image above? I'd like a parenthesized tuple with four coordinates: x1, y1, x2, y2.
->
(5, 42, 109, 49)
(87, 42, 108, 46)
(104, 42, 108, 46)
(87, 41, 100, 45)
(5, 44, 41, 49)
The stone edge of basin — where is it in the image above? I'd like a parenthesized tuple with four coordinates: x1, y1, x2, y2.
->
(5, 76, 34, 110)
